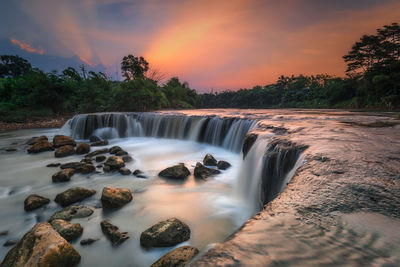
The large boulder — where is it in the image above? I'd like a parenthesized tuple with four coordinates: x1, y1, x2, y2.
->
(76, 143, 90, 154)
(203, 154, 217, 166)
(158, 164, 190, 179)
(55, 145, 75, 158)
(24, 194, 50, 211)
(194, 162, 220, 179)
(52, 169, 75, 182)
(50, 219, 83, 241)
(26, 135, 48, 145)
(1, 223, 81, 266)
(217, 160, 231, 170)
(101, 187, 132, 209)
(53, 135, 76, 148)
(86, 148, 109, 157)
(27, 140, 54, 153)
(55, 187, 96, 207)
(151, 246, 199, 267)
(100, 220, 129, 246)
(140, 218, 191, 248)
(49, 205, 94, 222)
(242, 133, 258, 159)
(104, 156, 125, 170)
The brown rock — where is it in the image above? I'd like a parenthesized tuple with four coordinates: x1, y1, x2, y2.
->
(55, 145, 75, 158)
(217, 160, 231, 170)
(104, 156, 125, 170)
(122, 155, 133, 163)
(26, 135, 48, 145)
(100, 220, 129, 246)
(109, 146, 123, 154)
(24, 194, 50, 211)
(119, 168, 131, 175)
(101, 186, 132, 208)
(50, 219, 83, 241)
(76, 143, 90, 154)
(1, 223, 81, 266)
(53, 135, 76, 148)
(151, 246, 199, 267)
(158, 164, 190, 179)
(55, 187, 96, 207)
(27, 140, 54, 153)
(52, 169, 75, 182)
(203, 154, 217, 166)
(49, 205, 94, 222)
(86, 148, 109, 157)
(194, 162, 220, 179)
(96, 155, 106, 162)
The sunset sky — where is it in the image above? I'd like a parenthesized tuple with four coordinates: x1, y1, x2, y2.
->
(0, 0, 399, 92)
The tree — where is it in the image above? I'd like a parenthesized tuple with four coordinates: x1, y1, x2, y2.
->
(121, 54, 149, 80)
(0, 55, 32, 78)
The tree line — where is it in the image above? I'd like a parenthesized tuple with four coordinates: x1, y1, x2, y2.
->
(1, 22, 399, 122)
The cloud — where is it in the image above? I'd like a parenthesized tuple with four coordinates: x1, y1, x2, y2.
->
(10, 38, 44, 55)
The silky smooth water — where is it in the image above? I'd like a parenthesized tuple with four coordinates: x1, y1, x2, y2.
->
(0, 128, 248, 267)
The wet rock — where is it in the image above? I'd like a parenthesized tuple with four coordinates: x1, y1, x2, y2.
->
(104, 156, 125, 170)
(55, 145, 75, 158)
(27, 140, 54, 153)
(80, 238, 99, 246)
(96, 164, 103, 168)
(55, 187, 96, 207)
(50, 219, 83, 241)
(86, 148, 109, 157)
(80, 158, 93, 163)
(76, 143, 90, 154)
(60, 162, 84, 169)
(53, 135, 76, 148)
(3, 239, 18, 247)
(90, 140, 109, 146)
(100, 220, 129, 246)
(242, 133, 258, 159)
(133, 169, 147, 178)
(122, 155, 133, 163)
(158, 164, 190, 179)
(49, 205, 94, 222)
(24, 194, 50, 211)
(115, 150, 128, 156)
(60, 162, 94, 174)
(151, 246, 199, 267)
(140, 218, 191, 248)
(76, 164, 95, 174)
(96, 155, 106, 162)
(194, 162, 220, 179)
(0, 230, 9, 236)
(26, 135, 48, 145)
(103, 165, 111, 172)
(203, 154, 217, 166)
(109, 146, 123, 154)
(52, 168, 75, 182)
(47, 162, 61, 167)
(119, 168, 131, 175)
(217, 160, 231, 170)
(5, 148, 17, 152)
(89, 135, 101, 142)
(0, 223, 81, 267)
(101, 186, 132, 209)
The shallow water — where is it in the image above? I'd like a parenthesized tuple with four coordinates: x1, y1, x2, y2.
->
(0, 129, 248, 266)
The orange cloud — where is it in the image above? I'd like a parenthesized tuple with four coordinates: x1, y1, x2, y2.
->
(10, 38, 44, 55)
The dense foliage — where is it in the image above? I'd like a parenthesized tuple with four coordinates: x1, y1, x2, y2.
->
(0, 23, 399, 123)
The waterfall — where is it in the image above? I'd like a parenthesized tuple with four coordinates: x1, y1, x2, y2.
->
(63, 113, 257, 152)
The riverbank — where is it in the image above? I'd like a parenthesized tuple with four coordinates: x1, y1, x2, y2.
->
(0, 116, 70, 131)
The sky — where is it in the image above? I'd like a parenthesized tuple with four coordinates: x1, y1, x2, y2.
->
(0, 0, 399, 92)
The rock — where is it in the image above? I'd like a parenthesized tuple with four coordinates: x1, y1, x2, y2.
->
(96, 164, 103, 168)
(60, 162, 95, 174)
(133, 169, 147, 178)
(103, 165, 111, 172)
(194, 162, 220, 179)
(55, 187, 96, 207)
(217, 160, 231, 170)
(158, 164, 190, 179)
(115, 150, 128, 156)
(0, 230, 9, 236)
(119, 168, 131, 175)
(122, 155, 133, 163)
(49, 205, 94, 222)
(24, 194, 50, 211)
(76, 143, 90, 154)
(27, 140, 54, 153)
(242, 133, 258, 159)
(203, 154, 217, 166)
(0, 223, 81, 266)
(101, 187, 132, 209)
(100, 220, 129, 246)
(151, 246, 199, 267)
(96, 155, 106, 162)
(80, 158, 93, 163)
(104, 156, 125, 170)
(47, 162, 61, 167)
(77, 163, 96, 174)
(80, 238, 99, 246)
(60, 162, 84, 169)
(26, 135, 48, 145)
(5, 148, 17, 152)
(55, 145, 75, 158)
(50, 219, 83, 241)
(86, 148, 109, 157)
(53, 135, 76, 148)
(140, 218, 191, 248)
(52, 169, 75, 182)
(90, 140, 108, 146)
(109, 146, 123, 154)
(89, 135, 101, 142)
(3, 239, 18, 247)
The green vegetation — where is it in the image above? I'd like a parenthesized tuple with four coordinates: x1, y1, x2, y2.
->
(0, 22, 399, 123)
